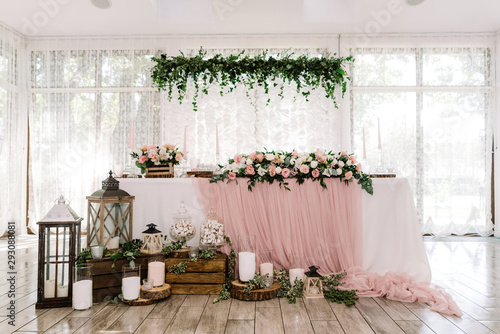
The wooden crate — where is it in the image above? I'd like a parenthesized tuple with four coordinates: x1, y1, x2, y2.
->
(87, 255, 151, 302)
(146, 164, 174, 178)
(165, 253, 227, 295)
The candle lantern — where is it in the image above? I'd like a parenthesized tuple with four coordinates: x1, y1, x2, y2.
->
(36, 195, 82, 309)
(303, 265, 324, 299)
(86, 171, 135, 250)
(141, 223, 163, 255)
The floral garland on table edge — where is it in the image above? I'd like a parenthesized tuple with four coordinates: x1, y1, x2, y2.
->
(130, 144, 184, 174)
(210, 150, 373, 195)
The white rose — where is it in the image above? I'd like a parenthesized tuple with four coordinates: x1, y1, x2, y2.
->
(159, 147, 167, 155)
(280, 154, 286, 161)
(322, 169, 331, 176)
(246, 158, 253, 165)
(265, 153, 275, 161)
(336, 168, 343, 175)
(338, 161, 344, 168)
(257, 166, 267, 176)
(298, 152, 305, 158)
(290, 158, 296, 165)
(276, 166, 282, 174)
(310, 161, 318, 168)
(346, 160, 352, 166)
(332, 159, 338, 165)
(307, 156, 312, 162)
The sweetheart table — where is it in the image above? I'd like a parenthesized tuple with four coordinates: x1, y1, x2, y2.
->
(120, 177, 431, 282)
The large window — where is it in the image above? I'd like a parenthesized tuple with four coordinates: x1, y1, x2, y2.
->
(351, 47, 493, 236)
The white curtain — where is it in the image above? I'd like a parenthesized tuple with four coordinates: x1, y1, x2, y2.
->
(341, 34, 495, 236)
(0, 24, 27, 235)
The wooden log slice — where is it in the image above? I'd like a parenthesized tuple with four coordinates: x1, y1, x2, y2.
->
(171, 249, 189, 258)
(230, 280, 280, 301)
(123, 298, 157, 306)
(140, 283, 172, 300)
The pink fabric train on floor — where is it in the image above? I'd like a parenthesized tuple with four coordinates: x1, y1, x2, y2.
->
(192, 177, 462, 317)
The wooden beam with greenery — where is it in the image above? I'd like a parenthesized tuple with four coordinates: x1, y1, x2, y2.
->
(151, 48, 354, 111)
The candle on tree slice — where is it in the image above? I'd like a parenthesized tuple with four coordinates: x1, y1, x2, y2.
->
(238, 251, 255, 282)
(148, 261, 165, 287)
(230, 280, 280, 301)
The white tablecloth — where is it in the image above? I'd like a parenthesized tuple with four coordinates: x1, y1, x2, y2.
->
(120, 177, 431, 282)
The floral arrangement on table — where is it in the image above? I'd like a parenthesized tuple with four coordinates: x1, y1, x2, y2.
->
(210, 150, 373, 195)
(130, 144, 184, 174)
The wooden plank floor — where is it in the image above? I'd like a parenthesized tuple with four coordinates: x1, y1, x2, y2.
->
(1, 235, 500, 333)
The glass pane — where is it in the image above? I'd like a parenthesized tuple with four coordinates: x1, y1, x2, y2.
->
(352, 51, 416, 86)
(422, 92, 487, 233)
(56, 263, 70, 297)
(423, 49, 488, 86)
(352, 92, 417, 184)
(101, 50, 154, 87)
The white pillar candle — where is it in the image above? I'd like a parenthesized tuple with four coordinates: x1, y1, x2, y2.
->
(260, 262, 273, 277)
(238, 252, 256, 282)
(72, 279, 93, 310)
(57, 284, 69, 298)
(148, 261, 165, 287)
(122, 276, 141, 300)
(44, 280, 55, 298)
(108, 236, 119, 249)
(289, 268, 305, 287)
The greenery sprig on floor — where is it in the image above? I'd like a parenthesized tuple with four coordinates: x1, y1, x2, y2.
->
(151, 48, 354, 112)
(322, 272, 358, 306)
(213, 235, 236, 304)
(275, 269, 304, 304)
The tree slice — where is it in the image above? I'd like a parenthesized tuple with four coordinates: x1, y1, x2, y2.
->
(230, 280, 280, 301)
(140, 283, 172, 300)
(171, 249, 189, 258)
(123, 298, 157, 306)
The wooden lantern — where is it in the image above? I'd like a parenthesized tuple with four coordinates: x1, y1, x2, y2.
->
(86, 171, 135, 250)
(141, 223, 163, 254)
(36, 195, 82, 309)
(304, 265, 324, 299)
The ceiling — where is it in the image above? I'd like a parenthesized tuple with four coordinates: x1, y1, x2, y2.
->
(1, 0, 499, 37)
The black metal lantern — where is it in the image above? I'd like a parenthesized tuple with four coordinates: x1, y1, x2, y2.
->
(36, 195, 82, 308)
(86, 171, 135, 250)
(141, 223, 163, 254)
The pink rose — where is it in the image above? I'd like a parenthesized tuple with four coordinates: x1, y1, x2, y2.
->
(141, 145, 148, 151)
(356, 163, 362, 171)
(164, 144, 175, 150)
(234, 155, 242, 164)
(245, 165, 255, 175)
(312, 169, 320, 178)
(269, 165, 276, 177)
(138, 155, 147, 164)
(299, 164, 310, 174)
(148, 151, 158, 159)
(341, 151, 347, 156)
(148, 144, 157, 150)
(349, 155, 356, 164)
(249, 152, 257, 160)
(345, 171, 353, 180)
(175, 153, 183, 162)
(292, 150, 298, 158)
(229, 172, 236, 180)
(256, 153, 264, 162)
(282, 168, 291, 178)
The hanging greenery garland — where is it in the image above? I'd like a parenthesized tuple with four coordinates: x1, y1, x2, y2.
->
(151, 48, 354, 111)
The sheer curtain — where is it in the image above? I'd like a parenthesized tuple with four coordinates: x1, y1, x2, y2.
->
(340, 34, 495, 236)
(0, 24, 27, 235)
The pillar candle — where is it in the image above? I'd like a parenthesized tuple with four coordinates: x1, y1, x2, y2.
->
(260, 262, 273, 278)
(122, 276, 141, 300)
(108, 236, 119, 249)
(148, 261, 165, 287)
(289, 268, 305, 287)
(215, 122, 220, 155)
(238, 251, 255, 282)
(377, 118, 382, 149)
(72, 279, 92, 310)
(44, 280, 55, 298)
(183, 125, 187, 157)
(362, 127, 367, 159)
(57, 284, 69, 298)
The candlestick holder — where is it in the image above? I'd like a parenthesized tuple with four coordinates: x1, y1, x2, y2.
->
(375, 148, 385, 173)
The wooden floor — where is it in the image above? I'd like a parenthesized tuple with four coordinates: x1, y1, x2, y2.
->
(1, 236, 500, 333)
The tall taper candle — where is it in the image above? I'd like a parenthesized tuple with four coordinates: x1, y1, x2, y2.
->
(215, 122, 220, 155)
(362, 127, 367, 159)
(377, 118, 382, 149)
(183, 125, 187, 157)
(128, 118, 135, 150)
